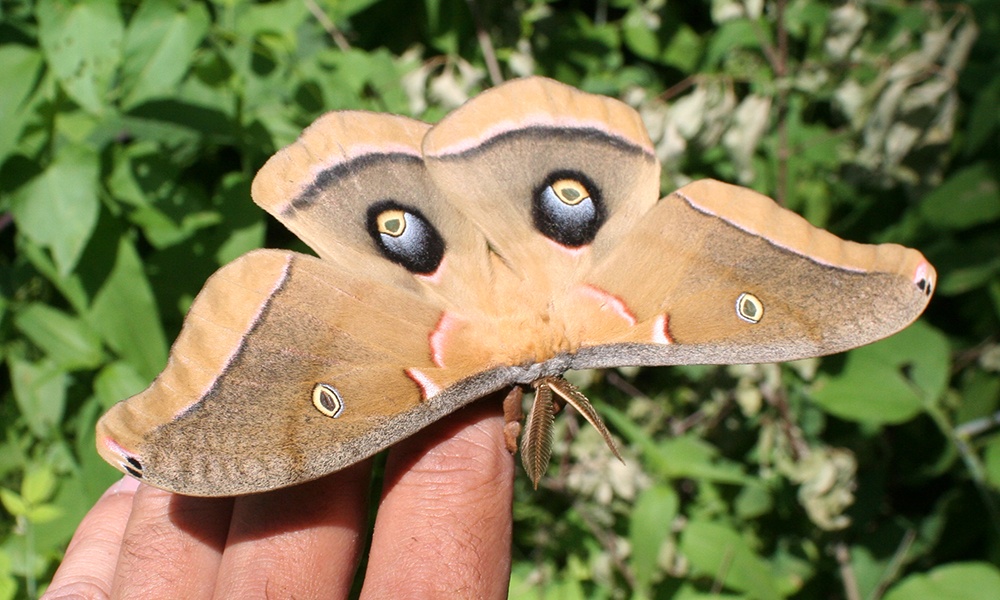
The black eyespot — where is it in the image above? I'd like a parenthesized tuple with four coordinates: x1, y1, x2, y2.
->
(917, 278, 933, 296)
(532, 170, 605, 248)
(366, 200, 445, 275)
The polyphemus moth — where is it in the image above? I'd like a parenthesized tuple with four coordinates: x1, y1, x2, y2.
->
(96, 77, 935, 496)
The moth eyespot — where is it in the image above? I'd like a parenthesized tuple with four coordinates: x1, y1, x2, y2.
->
(736, 292, 764, 324)
(532, 171, 605, 248)
(366, 201, 445, 275)
(376, 209, 408, 237)
(550, 179, 590, 206)
(312, 383, 345, 418)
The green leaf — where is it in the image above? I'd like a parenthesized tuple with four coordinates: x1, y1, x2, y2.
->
(93, 361, 149, 410)
(964, 77, 1000, 156)
(36, 0, 123, 114)
(883, 562, 1000, 600)
(680, 520, 782, 600)
(621, 9, 701, 71)
(705, 20, 765, 69)
(630, 484, 678, 591)
(605, 406, 749, 483)
(11, 144, 101, 276)
(983, 437, 1000, 491)
(18, 239, 91, 315)
(13, 303, 104, 371)
(107, 142, 221, 248)
(89, 236, 168, 380)
(26, 504, 63, 525)
(8, 358, 68, 438)
(0, 573, 14, 600)
(956, 370, 1000, 426)
(810, 321, 950, 425)
(74, 399, 123, 498)
(330, 0, 382, 19)
(920, 163, 1000, 230)
(0, 45, 43, 164)
(622, 8, 661, 61)
(662, 24, 702, 72)
(121, 1, 210, 108)
(650, 436, 750, 484)
(734, 480, 773, 519)
(21, 467, 58, 506)
(0, 489, 27, 518)
(213, 173, 266, 264)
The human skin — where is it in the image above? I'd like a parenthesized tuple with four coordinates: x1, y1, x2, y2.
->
(42, 398, 515, 599)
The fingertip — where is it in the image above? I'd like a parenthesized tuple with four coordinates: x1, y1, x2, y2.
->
(107, 475, 141, 497)
(46, 476, 143, 599)
(364, 394, 514, 598)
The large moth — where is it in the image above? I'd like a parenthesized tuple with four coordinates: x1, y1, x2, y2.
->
(97, 77, 935, 496)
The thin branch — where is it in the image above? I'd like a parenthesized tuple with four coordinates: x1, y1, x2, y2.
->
(605, 370, 648, 400)
(744, 0, 782, 73)
(575, 504, 637, 589)
(711, 546, 736, 594)
(304, 0, 351, 52)
(762, 368, 810, 460)
(465, 0, 503, 86)
(658, 75, 699, 102)
(870, 529, 916, 600)
(834, 541, 862, 600)
(740, 0, 790, 204)
(955, 411, 1000, 439)
(951, 334, 997, 374)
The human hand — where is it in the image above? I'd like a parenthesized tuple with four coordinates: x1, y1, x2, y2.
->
(43, 399, 514, 599)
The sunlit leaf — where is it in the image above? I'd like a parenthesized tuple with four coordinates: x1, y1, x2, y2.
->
(10, 145, 100, 276)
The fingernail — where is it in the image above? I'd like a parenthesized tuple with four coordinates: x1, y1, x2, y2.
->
(109, 475, 141, 495)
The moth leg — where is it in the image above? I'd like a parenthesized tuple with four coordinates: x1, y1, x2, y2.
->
(502, 386, 524, 454)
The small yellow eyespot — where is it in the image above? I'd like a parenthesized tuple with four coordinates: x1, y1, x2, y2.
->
(550, 179, 590, 205)
(312, 383, 345, 418)
(376, 210, 407, 237)
(736, 292, 763, 324)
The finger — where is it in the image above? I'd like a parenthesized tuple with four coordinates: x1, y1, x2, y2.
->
(362, 395, 515, 599)
(111, 483, 234, 599)
(211, 461, 373, 598)
(42, 477, 141, 600)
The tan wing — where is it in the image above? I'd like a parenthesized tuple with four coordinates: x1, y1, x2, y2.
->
(569, 179, 935, 367)
(96, 250, 510, 496)
(252, 111, 492, 312)
(423, 77, 661, 293)
(98, 113, 516, 496)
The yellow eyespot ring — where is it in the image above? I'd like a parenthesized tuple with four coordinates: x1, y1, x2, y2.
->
(550, 179, 590, 206)
(312, 383, 345, 418)
(736, 292, 763, 324)
(376, 210, 407, 237)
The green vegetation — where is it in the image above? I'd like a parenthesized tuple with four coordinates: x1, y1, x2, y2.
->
(1, 0, 998, 597)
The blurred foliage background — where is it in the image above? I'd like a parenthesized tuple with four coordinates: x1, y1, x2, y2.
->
(0, 0, 998, 598)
